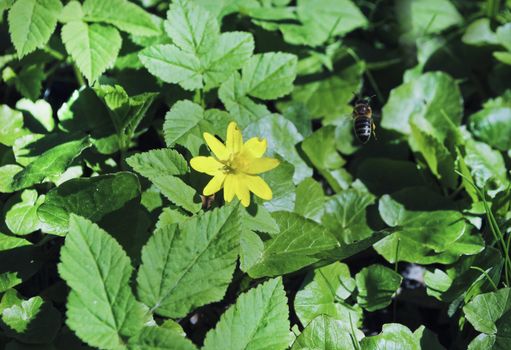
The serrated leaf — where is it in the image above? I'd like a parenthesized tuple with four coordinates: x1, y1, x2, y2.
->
(12, 138, 91, 190)
(241, 52, 297, 100)
(83, 0, 160, 36)
(291, 315, 361, 350)
(164, 0, 219, 55)
(62, 21, 121, 83)
(149, 175, 201, 214)
(58, 215, 145, 349)
(128, 327, 198, 350)
(355, 264, 402, 312)
(126, 149, 188, 178)
(38, 172, 141, 235)
(137, 205, 240, 318)
(294, 263, 359, 327)
(5, 190, 44, 235)
(8, 0, 62, 57)
(202, 277, 291, 350)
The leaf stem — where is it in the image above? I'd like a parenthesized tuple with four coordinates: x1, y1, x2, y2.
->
(73, 64, 86, 87)
(469, 266, 498, 291)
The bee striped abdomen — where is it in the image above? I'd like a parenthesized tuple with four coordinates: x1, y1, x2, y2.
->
(354, 116, 372, 144)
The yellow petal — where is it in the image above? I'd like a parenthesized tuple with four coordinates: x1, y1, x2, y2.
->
(242, 137, 267, 158)
(223, 174, 236, 202)
(203, 173, 226, 196)
(235, 175, 250, 207)
(203, 132, 229, 160)
(245, 175, 272, 200)
(244, 157, 280, 174)
(190, 156, 223, 176)
(226, 122, 243, 153)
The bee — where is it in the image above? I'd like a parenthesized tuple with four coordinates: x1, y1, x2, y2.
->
(352, 96, 376, 144)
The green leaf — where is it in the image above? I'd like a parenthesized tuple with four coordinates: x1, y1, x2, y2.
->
(464, 288, 511, 335)
(127, 149, 188, 178)
(5, 190, 44, 235)
(242, 204, 280, 234)
(321, 189, 375, 244)
(469, 107, 511, 151)
(12, 65, 46, 101)
(12, 138, 91, 190)
(0, 105, 28, 146)
(137, 205, 240, 318)
(0, 234, 31, 251)
(164, 0, 219, 56)
(62, 21, 122, 83)
(381, 72, 462, 140)
(294, 178, 325, 222)
(59, 0, 83, 23)
(58, 215, 145, 349)
(38, 172, 141, 235)
(149, 175, 201, 214)
(294, 263, 359, 327)
(396, 0, 462, 40)
(0, 290, 61, 344)
(202, 277, 291, 350)
(15, 98, 55, 132)
(497, 22, 511, 51)
(8, 0, 63, 57)
(241, 52, 297, 100)
(361, 323, 420, 350)
(218, 71, 271, 127)
(462, 19, 498, 46)
(291, 315, 361, 350)
(245, 114, 312, 184)
(355, 264, 402, 312)
(0, 165, 23, 193)
(82, 0, 160, 36)
(128, 327, 198, 350)
(257, 161, 295, 212)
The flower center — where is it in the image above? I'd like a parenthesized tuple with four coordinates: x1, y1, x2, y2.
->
(219, 153, 246, 174)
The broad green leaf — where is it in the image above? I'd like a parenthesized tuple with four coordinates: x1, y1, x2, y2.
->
(257, 161, 295, 212)
(83, 0, 160, 36)
(137, 205, 240, 318)
(5, 190, 44, 235)
(464, 288, 511, 335)
(468, 334, 496, 350)
(294, 263, 359, 327)
(163, 100, 230, 156)
(241, 53, 297, 100)
(0, 290, 61, 344)
(8, 0, 62, 57)
(149, 175, 201, 214)
(291, 315, 361, 350)
(469, 107, 511, 151)
(38, 172, 141, 235)
(0, 165, 23, 193)
(381, 72, 462, 140)
(12, 138, 91, 190)
(245, 114, 312, 184)
(361, 323, 420, 350)
(462, 19, 498, 46)
(59, 0, 83, 22)
(321, 189, 375, 244)
(355, 264, 402, 312)
(497, 23, 511, 51)
(58, 215, 145, 349)
(412, 326, 445, 350)
(128, 327, 198, 350)
(126, 149, 188, 178)
(219, 71, 271, 127)
(164, 0, 219, 56)
(62, 21, 122, 83)
(294, 178, 325, 222)
(0, 105, 28, 146)
(396, 0, 462, 40)
(202, 277, 291, 350)
(15, 98, 54, 133)
(0, 233, 31, 251)
(242, 204, 280, 235)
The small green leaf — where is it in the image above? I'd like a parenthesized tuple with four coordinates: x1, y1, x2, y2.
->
(58, 215, 145, 349)
(0, 105, 28, 146)
(137, 205, 240, 318)
(355, 264, 402, 312)
(294, 263, 359, 326)
(12, 65, 46, 101)
(128, 326, 198, 350)
(202, 277, 291, 350)
(15, 98, 54, 133)
(462, 18, 498, 46)
(83, 0, 160, 36)
(62, 21, 122, 83)
(464, 288, 511, 335)
(291, 315, 361, 350)
(5, 190, 44, 235)
(149, 175, 201, 214)
(469, 107, 511, 151)
(127, 149, 188, 178)
(12, 138, 91, 190)
(8, 0, 63, 57)
(38, 172, 141, 235)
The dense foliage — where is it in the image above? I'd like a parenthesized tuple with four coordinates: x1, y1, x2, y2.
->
(1, 0, 511, 349)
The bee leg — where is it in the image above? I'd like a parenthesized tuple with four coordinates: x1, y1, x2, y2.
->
(372, 121, 377, 140)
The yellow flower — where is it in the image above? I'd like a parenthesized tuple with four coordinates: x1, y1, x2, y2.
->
(190, 122, 279, 207)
